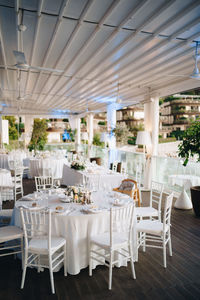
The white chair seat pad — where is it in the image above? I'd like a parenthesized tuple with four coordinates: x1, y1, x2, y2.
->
(0, 226, 23, 242)
(29, 236, 66, 254)
(91, 232, 128, 249)
(137, 220, 169, 235)
(0, 209, 13, 218)
(135, 206, 158, 217)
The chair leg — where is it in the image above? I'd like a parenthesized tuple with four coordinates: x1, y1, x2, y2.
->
(108, 251, 113, 290)
(21, 237, 24, 270)
(89, 243, 92, 277)
(168, 232, 172, 257)
(37, 255, 41, 273)
(163, 239, 167, 268)
(49, 256, 55, 294)
(64, 243, 67, 276)
(142, 233, 146, 252)
(129, 245, 136, 279)
(21, 251, 28, 289)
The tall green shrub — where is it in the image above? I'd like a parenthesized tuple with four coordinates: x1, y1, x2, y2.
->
(28, 119, 48, 151)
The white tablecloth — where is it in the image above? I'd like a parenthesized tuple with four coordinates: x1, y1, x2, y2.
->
(13, 190, 136, 275)
(0, 169, 13, 187)
(168, 174, 200, 209)
(0, 153, 29, 170)
(0, 169, 14, 201)
(29, 158, 68, 178)
(61, 164, 126, 190)
(168, 174, 200, 190)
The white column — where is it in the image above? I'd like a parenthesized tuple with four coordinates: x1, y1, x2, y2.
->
(24, 116, 34, 146)
(76, 118, 81, 145)
(144, 95, 160, 189)
(88, 113, 94, 146)
(144, 96, 159, 156)
(107, 103, 116, 149)
(0, 117, 9, 147)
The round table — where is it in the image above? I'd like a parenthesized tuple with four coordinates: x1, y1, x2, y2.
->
(168, 174, 200, 209)
(29, 158, 67, 178)
(13, 190, 136, 275)
(0, 168, 14, 201)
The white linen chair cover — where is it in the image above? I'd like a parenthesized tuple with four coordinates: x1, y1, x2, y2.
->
(89, 204, 136, 290)
(20, 207, 67, 294)
(35, 176, 53, 191)
(136, 193, 174, 268)
(135, 181, 164, 221)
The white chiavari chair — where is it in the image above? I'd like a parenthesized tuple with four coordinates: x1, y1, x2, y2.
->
(35, 176, 53, 192)
(89, 204, 136, 290)
(136, 193, 174, 268)
(20, 207, 67, 294)
(11, 168, 24, 201)
(135, 181, 164, 221)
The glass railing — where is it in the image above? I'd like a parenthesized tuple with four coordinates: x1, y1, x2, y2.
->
(45, 142, 200, 193)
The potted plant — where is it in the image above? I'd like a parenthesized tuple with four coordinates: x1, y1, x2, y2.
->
(178, 120, 200, 217)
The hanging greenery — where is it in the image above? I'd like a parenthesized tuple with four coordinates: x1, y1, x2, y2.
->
(28, 119, 48, 151)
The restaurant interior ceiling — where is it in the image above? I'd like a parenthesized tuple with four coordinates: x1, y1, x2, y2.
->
(0, 0, 200, 116)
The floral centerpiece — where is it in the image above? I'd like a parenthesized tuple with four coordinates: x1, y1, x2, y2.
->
(71, 160, 85, 171)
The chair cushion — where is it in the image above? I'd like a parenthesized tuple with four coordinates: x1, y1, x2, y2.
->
(28, 236, 66, 254)
(137, 220, 169, 235)
(0, 226, 23, 242)
(90, 232, 129, 249)
(119, 181, 135, 191)
(135, 206, 158, 217)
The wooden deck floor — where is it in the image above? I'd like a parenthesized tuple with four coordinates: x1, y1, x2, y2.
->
(0, 179, 200, 300)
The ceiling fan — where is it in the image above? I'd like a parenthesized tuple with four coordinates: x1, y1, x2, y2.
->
(166, 41, 200, 80)
(13, 51, 64, 73)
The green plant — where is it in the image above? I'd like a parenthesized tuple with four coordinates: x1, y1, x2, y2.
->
(129, 124, 144, 137)
(28, 119, 48, 151)
(178, 120, 200, 166)
(93, 133, 104, 147)
(113, 123, 131, 144)
(127, 136, 136, 145)
(81, 118, 87, 125)
(98, 121, 106, 126)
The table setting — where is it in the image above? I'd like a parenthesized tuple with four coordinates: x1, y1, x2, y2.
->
(62, 160, 126, 190)
(12, 186, 135, 275)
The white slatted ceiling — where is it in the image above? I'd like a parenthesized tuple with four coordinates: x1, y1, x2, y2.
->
(0, 0, 199, 116)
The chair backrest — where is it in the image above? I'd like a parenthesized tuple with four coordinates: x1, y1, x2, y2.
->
(112, 162, 118, 172)
(20, 207, 51, 251)
(163, 193, 173, 232)
(12, 168, 24, 184)
(150, 181, 164, 218)
(110, 204, 134, 247)
(120, 162, 127, 175)
(35, 176, 53, 191)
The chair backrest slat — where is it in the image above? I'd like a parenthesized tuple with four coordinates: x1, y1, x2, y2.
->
(35, 176, 53, 192)
(163, 193, 173, 232)
(150, 181, 164, 219)
(20, 207, 51, 250)
(110, 204, 134, 247)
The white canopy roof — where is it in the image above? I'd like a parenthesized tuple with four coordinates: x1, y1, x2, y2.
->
(0, 0, 200, 116)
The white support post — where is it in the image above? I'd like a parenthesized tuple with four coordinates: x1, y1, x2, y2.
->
(24, 116, 34, 147)
(76, 117, 81, 149)
(88, 113, 94, 146)
(107, 103, 116, 149)
(143, 95, 160, 188)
